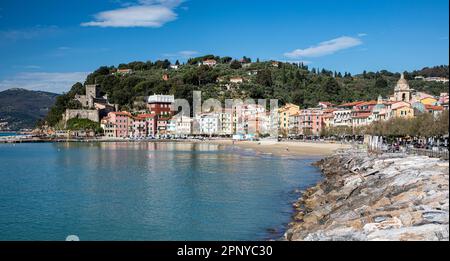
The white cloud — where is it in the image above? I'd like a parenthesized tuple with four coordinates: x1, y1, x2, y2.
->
(81, 0, 184, 28)
(358, 33, 368, 37)
(0, 72, 89, 94)
(284, 36, 363, 59)
(163, 50, 199, 58)
(178, 50, 198, 57)
(0, 26, 59, 41)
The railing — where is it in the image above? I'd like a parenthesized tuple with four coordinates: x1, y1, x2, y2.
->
(406, 147, 449, 160)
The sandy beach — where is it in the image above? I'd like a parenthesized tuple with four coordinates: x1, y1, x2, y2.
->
(206, 139, 351, 157)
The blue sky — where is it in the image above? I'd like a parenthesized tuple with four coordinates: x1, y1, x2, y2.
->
(0, 0, 448, 93)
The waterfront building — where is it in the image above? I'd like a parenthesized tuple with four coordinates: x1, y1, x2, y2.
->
(278, 103, 300, 132)
(321, 109, 336, 128)
(298, 108, 323, 136)
(352, 112, 374, 128)
(133, 114, 156, 138)
(238, 104, 269, 135)
(219, 112, 233, 135)
(288, 113, 300, 136)
(199, 113, 220, 135)
(332, 109, 352, 127)
(168, 115, 193, 136)
(147, 94, 174, 117)
(102, 111, 133, 138)
(156, 117, 170, 135)
(351, 101, 376, 128)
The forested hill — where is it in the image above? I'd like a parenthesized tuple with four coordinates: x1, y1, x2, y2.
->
(44, 55, 449, 126)
(0, 88, 59, 130)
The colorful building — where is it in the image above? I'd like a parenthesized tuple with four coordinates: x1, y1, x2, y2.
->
(147, 94, 174, 117)
(101, 111, 132, 138)
(278, 103, 300, 132)
(391, 103, 414, 119)
(420, 97, 439, 106)
(298, 108, 323, 136)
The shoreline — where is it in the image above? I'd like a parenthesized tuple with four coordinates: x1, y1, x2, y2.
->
(285, 148, 449, 241)
(200, 139, 352, 157)
(1, 137, 351, 157)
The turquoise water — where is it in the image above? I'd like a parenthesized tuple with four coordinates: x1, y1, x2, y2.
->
(0, 132, 17, 137)
(0, 142, 322, 241)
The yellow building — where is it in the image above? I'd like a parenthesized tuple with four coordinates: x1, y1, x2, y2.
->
(278, 103, 300, 131)
(420, 97, 438, 106)
(392, 105, 414, 119)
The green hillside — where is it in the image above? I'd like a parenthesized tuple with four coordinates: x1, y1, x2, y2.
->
(0, 88, 59, 130)
(44, 56, 449, 126)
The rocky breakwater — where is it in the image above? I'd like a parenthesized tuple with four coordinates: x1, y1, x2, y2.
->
(285, 149, 449, 241)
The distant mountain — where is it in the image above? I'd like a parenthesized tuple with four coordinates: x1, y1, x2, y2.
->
(0, 88, 59, 130)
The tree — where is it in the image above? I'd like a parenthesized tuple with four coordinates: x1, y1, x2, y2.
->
(324, 77, 341, 102)
(242, 56, 252, 63)
(220, 56, 232, 64)
(256, 69, 272, 87)
(230, 60, 242, 69)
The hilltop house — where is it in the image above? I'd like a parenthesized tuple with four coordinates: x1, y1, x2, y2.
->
(202, 59, 217, 67)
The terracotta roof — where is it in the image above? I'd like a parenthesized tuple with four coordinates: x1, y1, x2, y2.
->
(352, 112, 372, 118)
(425, 105, 444, 111)
(339, 101, 365, 107)
(357, 100, 377, 106)
(111, 111, 132, 116)
(135, 113, 156, 119)
(393, 105, 411, 110)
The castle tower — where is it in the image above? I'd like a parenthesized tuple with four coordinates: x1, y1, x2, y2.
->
(85, 84, 99, 108)
(394, 73, 412, 103)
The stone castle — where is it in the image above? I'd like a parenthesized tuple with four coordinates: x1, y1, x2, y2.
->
(63, 84, 117, 126)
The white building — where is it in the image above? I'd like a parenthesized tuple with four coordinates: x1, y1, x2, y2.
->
(424, 77, 449, 83)
(230, 77, 244, 84)
(147, 94, 175, 104)
(202, 59, 217, 67)
(219, 112, 233, 135)
(332, 109, 352, 127)
(168, 115, 192, 136)
(199, 113, 220, 135)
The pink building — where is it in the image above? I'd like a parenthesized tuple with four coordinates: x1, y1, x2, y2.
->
(102, 112, 156, 138)
(131, 114, 156, 138)
(299, 109, 323, 136)
(102, 112, 132, 138)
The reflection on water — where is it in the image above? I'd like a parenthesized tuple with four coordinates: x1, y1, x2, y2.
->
(0, 142, 322, 241)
